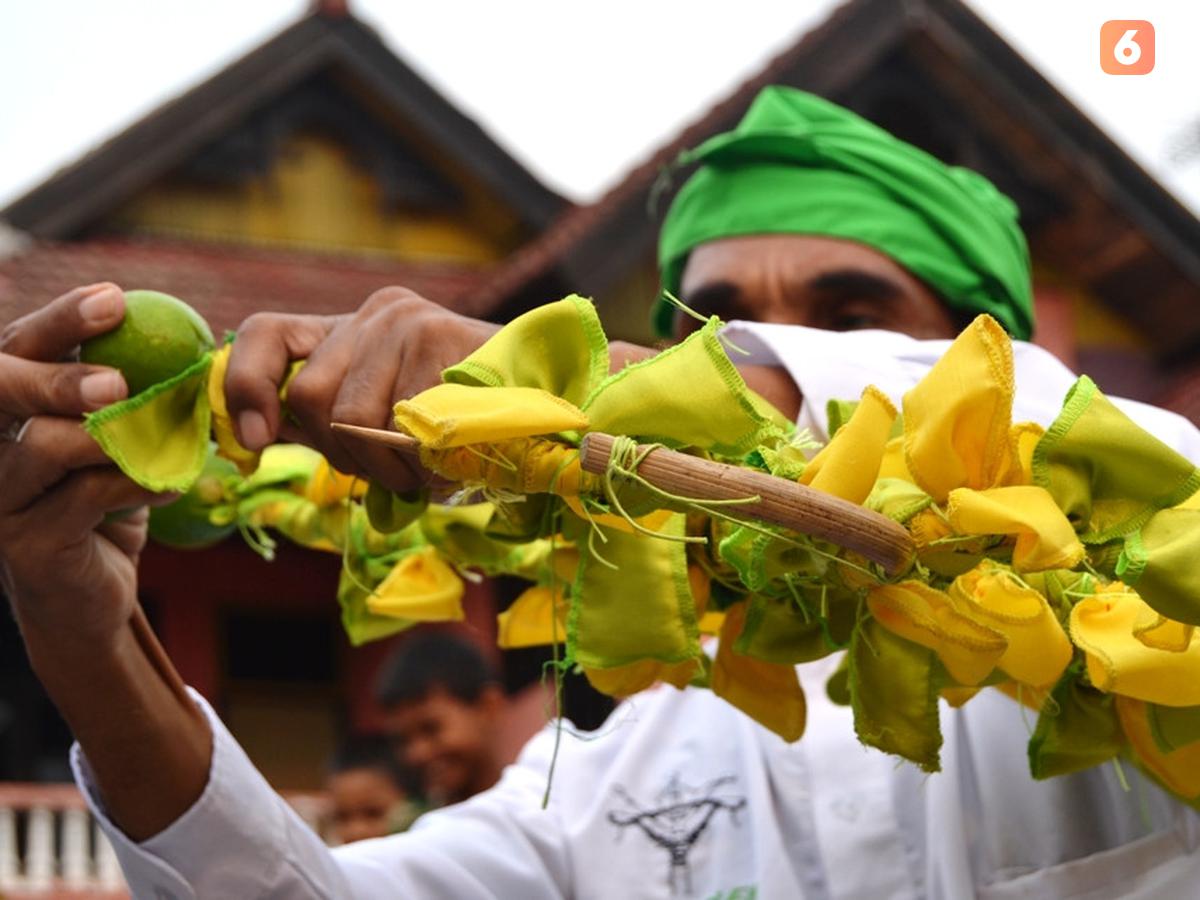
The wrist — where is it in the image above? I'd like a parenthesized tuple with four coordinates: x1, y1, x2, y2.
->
(19, 605, 128, 682)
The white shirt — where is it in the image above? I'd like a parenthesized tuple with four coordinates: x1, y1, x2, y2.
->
(73, 323, 1200, 899)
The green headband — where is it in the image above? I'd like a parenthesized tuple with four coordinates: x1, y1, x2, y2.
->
(654, 87, 1033, 340)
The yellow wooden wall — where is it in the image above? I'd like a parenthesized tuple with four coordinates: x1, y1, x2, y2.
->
(104, 131, 526, 264)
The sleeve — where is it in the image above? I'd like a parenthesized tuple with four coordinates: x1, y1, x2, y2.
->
(71, 689, 570, 900)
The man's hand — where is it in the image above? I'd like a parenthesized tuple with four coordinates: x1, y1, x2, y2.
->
(223, 287, 802, 494)
(1, 284, 211, 842)
(224, 287, 499, 493)
(0, 283, 166, 649)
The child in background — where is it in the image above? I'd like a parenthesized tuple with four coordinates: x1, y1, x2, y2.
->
(326, 736, 423, 845)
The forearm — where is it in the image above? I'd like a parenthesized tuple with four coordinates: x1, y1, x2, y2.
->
(23, 607, 211, 841)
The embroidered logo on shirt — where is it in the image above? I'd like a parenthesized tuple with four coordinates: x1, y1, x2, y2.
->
(705, 888, 757, 900)
(607, 773, 746, 896)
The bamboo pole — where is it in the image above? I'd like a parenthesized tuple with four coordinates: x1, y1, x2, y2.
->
(331, 423, 916, 576)
(579, 432, 914, 576)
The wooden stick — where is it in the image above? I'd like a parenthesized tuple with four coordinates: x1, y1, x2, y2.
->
(331, 422, 421, 452)
(331, 422, 915, 575)
(580, 432, 914, 576)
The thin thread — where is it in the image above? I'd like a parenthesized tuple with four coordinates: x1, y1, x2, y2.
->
(659, 290, 751, 357)
(448, 559, 485, 584)
(237, 520, 277, 561)
(785, 576, 812, 624)
(1111, 755, 1131, 793)
(856, 599, 880, 658)
(542, 530, 567, 808)
(788, 427, 823, 454)
(575, 498, 618, 570)
(462, 442, 518, 473)
(1017, 683, 1035, 738)
(709, 507, 885, 585)
(601, 435, 759, 544)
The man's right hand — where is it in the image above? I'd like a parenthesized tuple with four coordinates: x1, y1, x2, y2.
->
(221, 286, 802, 494)
(223, 287, 500, 494)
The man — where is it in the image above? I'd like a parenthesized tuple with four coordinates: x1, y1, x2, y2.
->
(375, 631, 507, 806)
(2, 88, 1199, 897)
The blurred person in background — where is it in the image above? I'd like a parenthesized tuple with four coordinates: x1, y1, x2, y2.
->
(374, 630, 507, 807)
(326, 735, 423, 845)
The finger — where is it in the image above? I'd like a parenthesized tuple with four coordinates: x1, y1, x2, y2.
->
(281, 315, 364, 475)
(3, 468, 171, 552)
(97, 505, 151, 561)
(0, 356, 127, 432)
(328, 306, 435, 492)
(0, 416, 113, 514)
(0, 283, 125, 362)
(223, 312, 339, 451)
(265, 286, 440, 461)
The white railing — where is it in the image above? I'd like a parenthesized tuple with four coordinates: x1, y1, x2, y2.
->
(0, 783, 331, 898)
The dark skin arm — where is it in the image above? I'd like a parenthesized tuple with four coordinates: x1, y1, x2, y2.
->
(4, 285, 800, 840)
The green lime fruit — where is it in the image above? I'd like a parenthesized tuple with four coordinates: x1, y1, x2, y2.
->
(148, 444, 240, 549)
(81, 289, 215, 397)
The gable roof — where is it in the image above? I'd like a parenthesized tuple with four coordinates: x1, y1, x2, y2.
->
(479, 0, 1200, 359)
(0, 5, 566, 239)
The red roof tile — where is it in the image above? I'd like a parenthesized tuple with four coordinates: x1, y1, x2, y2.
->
(0, 238, 495, 335)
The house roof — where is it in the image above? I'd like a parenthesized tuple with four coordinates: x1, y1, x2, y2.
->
(0, 4, 566, 240)
(0, 238, 491, 337)
(479, 0, 1200, 360)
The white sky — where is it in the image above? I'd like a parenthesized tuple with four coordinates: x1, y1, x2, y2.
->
(1, 1, 1199, 215)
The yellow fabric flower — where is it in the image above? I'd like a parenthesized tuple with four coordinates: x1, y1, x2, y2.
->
(1132, 606, 1194, 653)
(867, 581, 1005, 686)
(1116, 696, 1200, 800)
(394, 383, 589, 449)
(712, 601, 807, 740)
(902, 315, 1016, 502)
(1070, 584, 1200, 706)
(688, 565, 725, 635)
(367, 547, 465, 622)
(999, 422, 1044, 487)
(421, 437, 597, 498)
(207, 343, 260, 476)
(946, 485, 1084, 572)
(584, 659, 701, 696)
(801, 386, 896, 504)
(877, 435, 914, 482)
(496, 585, 568, 649)
(948, 563, 1072, 689)
(304, 457, 366, 507)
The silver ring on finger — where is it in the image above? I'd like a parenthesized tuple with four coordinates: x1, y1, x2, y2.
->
(0, 419, 30, 443)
